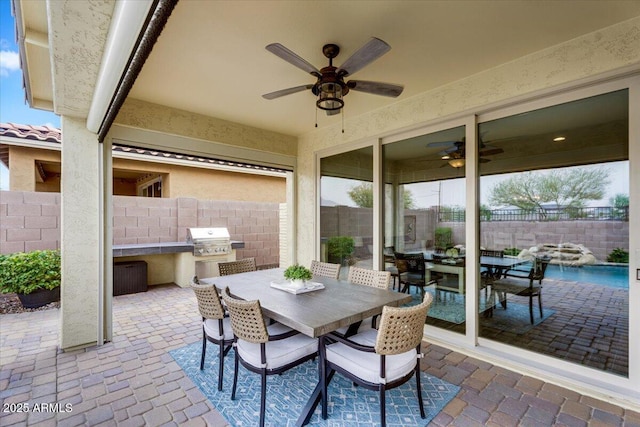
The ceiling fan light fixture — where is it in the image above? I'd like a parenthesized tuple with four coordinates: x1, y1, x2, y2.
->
(316, 82, 344, 111)
(448, 158, 465, 168)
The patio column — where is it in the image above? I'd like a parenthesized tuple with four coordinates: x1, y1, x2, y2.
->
(59, 116, 101, 350)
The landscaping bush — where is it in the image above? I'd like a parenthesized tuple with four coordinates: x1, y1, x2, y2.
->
(606, 248, 629, 263)
(0, 250, 61, 295)
(434, 227, 453, 250)
(503, 248, 520, 257)
(327, 236, 355, 265)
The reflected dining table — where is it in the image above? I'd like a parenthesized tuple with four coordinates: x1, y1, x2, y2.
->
(202, 268, 412, 426)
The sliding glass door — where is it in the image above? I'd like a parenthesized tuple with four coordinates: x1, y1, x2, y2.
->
(382, 125, 467, 334)
(320, 147, 374, 279)
(478, 89, 629, 377)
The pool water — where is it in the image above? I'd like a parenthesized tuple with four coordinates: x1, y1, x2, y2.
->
(544, 264, 629, 289)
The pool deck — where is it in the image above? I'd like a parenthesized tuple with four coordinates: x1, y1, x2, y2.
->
(1, 281, 638, 426)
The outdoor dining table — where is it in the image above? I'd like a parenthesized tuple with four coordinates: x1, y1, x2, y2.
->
(202, 267, 413, 426)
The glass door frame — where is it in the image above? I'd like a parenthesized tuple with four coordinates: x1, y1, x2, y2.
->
(314, 74, 639, 404)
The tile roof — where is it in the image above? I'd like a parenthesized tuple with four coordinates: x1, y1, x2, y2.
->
(0, 122, 289, 174)
(0, 122, 62, 143)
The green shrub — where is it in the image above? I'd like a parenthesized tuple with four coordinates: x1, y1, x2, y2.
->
(434, 227, 453, 250)
(0, 250, 61, 295)
(606, 248, 629, 263)
(327, 236, 355, 260)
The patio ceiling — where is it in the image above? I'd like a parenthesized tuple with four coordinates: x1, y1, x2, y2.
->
(129, 1, 640, 137)
(14, 1, 640, 139)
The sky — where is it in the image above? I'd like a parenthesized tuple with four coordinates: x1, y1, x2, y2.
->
(0, 1, 60, 190)
(323, 161, 629, 209)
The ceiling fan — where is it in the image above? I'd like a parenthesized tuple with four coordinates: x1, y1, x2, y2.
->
(262, 37, 404, 116)
(427, 137, 504, 168)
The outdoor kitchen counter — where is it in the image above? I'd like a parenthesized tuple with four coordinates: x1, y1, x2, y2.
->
(113, 241, 245, 257)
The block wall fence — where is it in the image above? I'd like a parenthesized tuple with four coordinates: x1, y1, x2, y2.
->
(320, 206, 629, 262)
(0, 191, 280, 268)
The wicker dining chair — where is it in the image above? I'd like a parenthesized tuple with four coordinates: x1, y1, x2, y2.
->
(347, 266, 391, 289)
(334, 267, 392, 337)
(220, 287, 318, 427)
(320, 292, 433, 427)
(191, 277, 234, 391)
(218, 258, 256, 276)
(310, 260, 341, 279)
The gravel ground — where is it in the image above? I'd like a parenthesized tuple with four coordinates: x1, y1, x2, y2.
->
(0, 293, 60, 314)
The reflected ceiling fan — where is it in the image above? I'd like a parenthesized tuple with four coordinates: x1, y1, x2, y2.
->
(262, 37, 404, 117)
(427, 137, 504, 168)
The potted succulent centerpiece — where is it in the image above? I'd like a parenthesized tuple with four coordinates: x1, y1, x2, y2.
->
(0, 250, 61, 309)
(284, 264, 313, 289)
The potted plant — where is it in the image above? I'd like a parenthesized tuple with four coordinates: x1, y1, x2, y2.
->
(0, 250, 61, 309)
(327, 236, 355, 266)
(284, 264, 313, 289)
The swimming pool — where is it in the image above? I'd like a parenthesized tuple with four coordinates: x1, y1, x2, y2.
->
(543, 264, 629, 289)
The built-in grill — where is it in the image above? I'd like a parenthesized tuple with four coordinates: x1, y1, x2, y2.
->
(187, 227, 232, 257)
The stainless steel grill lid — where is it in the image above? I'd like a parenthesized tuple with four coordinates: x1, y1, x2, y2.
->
(186, 227, 231, 256)
(186, 227, 230, 243)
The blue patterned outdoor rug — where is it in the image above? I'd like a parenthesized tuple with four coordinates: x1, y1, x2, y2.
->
(170, 341, 460, 426)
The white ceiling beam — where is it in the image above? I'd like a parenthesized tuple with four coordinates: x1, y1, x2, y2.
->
(86, 0, 153, 133)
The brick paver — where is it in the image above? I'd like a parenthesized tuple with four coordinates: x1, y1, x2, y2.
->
(1, 283, 638, 426)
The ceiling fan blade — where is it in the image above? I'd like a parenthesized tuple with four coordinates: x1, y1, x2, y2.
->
(427, 140, 461, 148)
(479, 158, 491, 163)
(347, 80, 403, 98)
(266, 43, 321, 76)
(262, 84, 313, 100)
(337, 37, 390, 77)
(479, 147, 504, 156)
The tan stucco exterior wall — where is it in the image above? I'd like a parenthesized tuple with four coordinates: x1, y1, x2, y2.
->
(8, 146, 60, 192)
(7, 147, 285, 202)
(295, 17, 640, 266)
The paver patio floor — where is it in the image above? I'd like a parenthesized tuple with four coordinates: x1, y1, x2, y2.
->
(1, 282, 638, 426)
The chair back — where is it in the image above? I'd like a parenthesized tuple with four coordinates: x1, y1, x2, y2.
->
(530, 257, 550, 282)
(191, 277, 226, 320)
(218, 258, 257, 276)
(394, 252, 425, 276)
(347, 267, 391, 289)
(310, 260, 341, 279)
(375, 292, 433, 355)
(383, 246, 396, 264)
(480, 249, 503, 258)
(220, 287, 269, 344)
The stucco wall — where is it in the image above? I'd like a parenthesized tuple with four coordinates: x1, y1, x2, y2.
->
(7, 146, 286, 202)
(296, 17, 640, 266)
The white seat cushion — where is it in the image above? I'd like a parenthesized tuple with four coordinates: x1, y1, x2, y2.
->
(237, 324, 317, 370)
(204, 317, 234, 341)
(326, 329, 417, 384)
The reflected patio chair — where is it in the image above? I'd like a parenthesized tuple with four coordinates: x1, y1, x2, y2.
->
(490, 257, 549, 324)
(220, 287, 318, 427)
(320, 292, 433, 427)
(334, 267, 391, 337)
(394, 252, 440, 298)
(218, 258, 256, 276)
(191, 277, 234, 391)
(310, 260, 341, 279)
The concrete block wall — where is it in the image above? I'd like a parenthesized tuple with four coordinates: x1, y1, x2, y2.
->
(0, 191, 61, 253)
(1, 192, 280, 268)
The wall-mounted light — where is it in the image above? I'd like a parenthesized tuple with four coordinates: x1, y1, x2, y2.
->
(553, 136, 566, 142)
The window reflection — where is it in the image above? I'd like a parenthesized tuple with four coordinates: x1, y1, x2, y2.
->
(478, 89, 629, 377)
(383, 125, 467, 334)
(320, 147, 374, 279)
